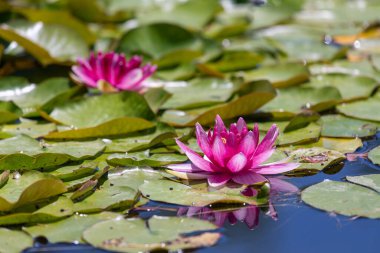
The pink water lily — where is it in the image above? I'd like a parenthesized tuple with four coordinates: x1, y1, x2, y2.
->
(168, 115, 299, 187)
(71, 51, 156, 93)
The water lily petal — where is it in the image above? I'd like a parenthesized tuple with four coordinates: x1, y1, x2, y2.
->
(255, 124, 279, 155)
(232, 207, 247, 221)
(166, 163, 203, 173)
(227, 153, 247, 173)
(232, 172, 267, 185)
(195, 123, 213, 158)
(214, 115, 226, 134)
(239, 131, 257, 157)
(212, 137, 227, 167)
(176, 139, 217, 172)
(207, 174, 231, 187)
(244, 206, 260, 229)
(250, 148, 276, 168)
(268, 177, 299, 193)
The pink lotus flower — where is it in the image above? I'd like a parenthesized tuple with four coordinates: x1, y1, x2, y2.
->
(71, 52, 156, 93)
(168, 115, 299, 187)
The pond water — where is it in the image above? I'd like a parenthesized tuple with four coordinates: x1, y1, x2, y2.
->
(25, 134, 380, 253)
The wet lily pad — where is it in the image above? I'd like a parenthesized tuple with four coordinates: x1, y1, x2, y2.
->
(24, 212, 123, 243)
(161, 78, 237, 110)
(287, 147, 345, 172)
(307, 74, 378, 100)
(49, 92, 155, 128)
(302, 180, 380, 218)
(139, 179, 267, 207)
(337, 93, 380, 122)
(243, 62, 310, 88)
(108, 168, 163, 191)
(0, 101, 22, 124)
(346, 174, 380, 193)
(0, 135, 105, 170)
(2, 120, 56, 138)
(0, 20, 88, 64)
(161, 80, 276, 126)
(0, 196, 73, 226)
(73, 182, 138, 213)
(0, 171, 67, 211)
(137, 0, 220, 30)
(320, 115, 377, 138)
(0, 228, 33, 253)
(82, 216, 220, 252)
(118, 23, 201, 59)
(296, 137, 363, 154)
(107, 152, 187, 167)
(368, 146, 380, 166)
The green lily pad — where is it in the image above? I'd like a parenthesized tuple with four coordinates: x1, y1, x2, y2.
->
(161, 80, 276, 126)
(368, 146, 380, 165)
(243, 62, 310, 88)
(82, 216, 220, 252)
(2, 120, 56, 138)
(118, 23, 201, 59)
(0, 135, 105, 170)
(0, 76, 31, 101)
(50, 162, 98, 182)
(139, 179, 267, 207)
(261, 86, 342, 118)
(161, 78, 237, 110)
(294, 137, 363, 154)
(0, 171, 66, 211)
(24, 212, 123, 243)
(49, 92, 155, 128)
(0, 20, 88, 65)
(307, 74, 378, 100)
(337, 92, 380, 122)
(0, 101, 22, 124)
(321, 114, 378, 138)
(44, 117, 155, 140)
(105, 123, 176, 153)
(0, 228, 33, 253)
(0, 196, 73, 226)
(137, 0, 220, 30)
(108, 168, 163, 191)
(346, 174, 380, 193)
(73, 182, 138, 213)
(302, 180, 380, 218)
(143, 88, 172, 113)
(287, 147, 345, 172)
(107, 152, 187, 167)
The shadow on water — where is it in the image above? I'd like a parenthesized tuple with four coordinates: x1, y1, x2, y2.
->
(24, 133, 380, 253)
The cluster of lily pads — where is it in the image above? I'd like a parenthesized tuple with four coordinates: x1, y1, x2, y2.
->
(0, 0, 380, 252)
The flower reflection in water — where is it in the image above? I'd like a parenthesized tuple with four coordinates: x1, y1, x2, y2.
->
(177, 177, 299, 229)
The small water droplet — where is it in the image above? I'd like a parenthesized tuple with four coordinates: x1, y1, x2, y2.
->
(13, 172, 21, 179)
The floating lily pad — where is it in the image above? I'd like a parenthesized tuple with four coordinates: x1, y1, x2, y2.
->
(320, 115, 377, 138)
(0, 101, 22, 124)
(24, 212, 122, 243)
(0, 20, 88, 64)
(0, 196, 73, 226)
(139, 179, 267, 207)
(0, 135, 105, 170)
(307, 74, 378, 100)
(107, 152, 187, 167)
(337, 93, 380, 122)
(296, 137, 363, 154)
(287, 147, 345, 172)
(243, 62, 309, 88)
(49, 92, 155, 128)
(0, 76, 32, 101)
(261, 86, 342, 118)
(137, 0, 220, 30)
(368, 146, 380, 166)
(0, 228, 33, 253)
(73, 182, 138, 213)
(2, 120, 56, 138)
(161, 78, 237, 110)
(302, 180, 380, 218)
(83, 216, 220, 252)
(346, 174, 380, 193)
(118, 23, 201, 59)
(108, 168, 163, 191)
(161, 80, 276, 126)
(0, 171, 66, 211)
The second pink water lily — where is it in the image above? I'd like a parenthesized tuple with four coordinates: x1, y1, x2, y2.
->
(168, 115, 299, 187)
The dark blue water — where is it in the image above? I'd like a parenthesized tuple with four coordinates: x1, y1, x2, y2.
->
(25, 134, 380, 253)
